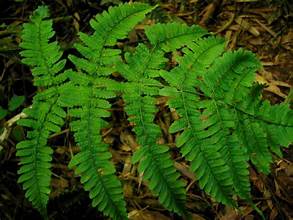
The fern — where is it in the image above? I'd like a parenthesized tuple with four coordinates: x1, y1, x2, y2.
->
(16, 6, 67, 216)
(160, 35, 292, 205)
(117, 43, 187, 215)
(16, 3, 293, 219)
(115, 23, 208, 215)
(59, 3, 156, 220)
(236, 87, 293, 173)
(145, 22, 207, 51)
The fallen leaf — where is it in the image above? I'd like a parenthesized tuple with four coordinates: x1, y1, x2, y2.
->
(220, 207, 240, 220)
(191, 213, 206, 220)
(256, 71, 290, 98)
(129, 210, 170, 220)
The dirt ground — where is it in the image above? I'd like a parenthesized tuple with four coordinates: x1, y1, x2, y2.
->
(0, 0, 292, 219)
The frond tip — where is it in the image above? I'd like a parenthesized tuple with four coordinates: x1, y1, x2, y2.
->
(132, 146, 187, 215)
(69, 145, 128, 220)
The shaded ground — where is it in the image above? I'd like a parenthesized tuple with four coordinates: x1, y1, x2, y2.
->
(0, 0, 292, 219)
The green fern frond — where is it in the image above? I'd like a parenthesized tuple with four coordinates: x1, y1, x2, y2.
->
(161, 86, 236, 205)
(132, 145, 186, 215)
(70, 2, 155, 75)
(160, 37, 225, 88)
(59, 3, 157, 219)
(127, 95, 187, 215)
(198, 101, 251, 201)
(160, 38, 258, 203)
(201, 49, 261, 102)
(117, 43, 187, 215)
(16, 6, 67, 215)
(20, 6, 66, 88)
(260, 102, 293, 149)
(89, 3, 156, 46)
(69, 148, 126, 220)
(145, 22, 208, 51)
(198, 49, 260, 200)
(236, 88, 293, 173)
(236, 111, 271, 174)
(159, 37, 238, 205)
(161, 34, 292, 205)
(59, 77, 128, 220)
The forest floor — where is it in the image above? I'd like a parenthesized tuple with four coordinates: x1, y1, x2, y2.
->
(0, 0, 292, 219)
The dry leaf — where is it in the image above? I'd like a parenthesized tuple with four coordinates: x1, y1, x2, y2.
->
(256, 72, 290, 98)
(129, 210, 170, 220)
(220, 207, 240, 220)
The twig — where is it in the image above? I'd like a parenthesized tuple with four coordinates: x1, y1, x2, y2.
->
(0, 112, 27, 143)
(255, 19, 277, 38)
(216, 12, 235, 33)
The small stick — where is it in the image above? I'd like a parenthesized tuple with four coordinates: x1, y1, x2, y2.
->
(0, 112, 27, 143)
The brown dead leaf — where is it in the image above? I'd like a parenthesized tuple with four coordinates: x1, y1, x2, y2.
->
(244, 215, 254, 220)
(120, 130, 139, 151)
(55, 146, 68, 154)
(264, 190, 273, 210)
(121, 144, 132, 152)
(199, 0, 222, 26)
(285, 163, 293, 177)
(281, 30, 293, 51)
(254, 19, 277, 37)
(122, 157, 132, 176)
(216, 12, 235, 34)
(200, 115, 209, 121)
(170, 109, 179, 120)
(191, 213, 206, 220)
(274, 160, 293, 204)
(250, 168, 265, 192)
(219, 207, 240, 220)
(256, 70, 290, 98)
(240, 205, 254, 216)
(156, 96, 168, 105)
(50, 177, 69, 198)
(123, 183, 133, 198)
(174, 162, 196, 180)
(72, 12, 80, 32)
(129, 210, 170, 220)
(235, 17, 260, 37)
(249, 37, 264, 46)
(269, 207, 278, 220)
(227, 26, 241, 49)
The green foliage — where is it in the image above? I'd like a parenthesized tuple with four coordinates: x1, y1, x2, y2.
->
(16, 2, 293, 220)
(59, 3, 156, 220)
(117, 43, 187, 215)
(0, 95, 25, 120)
(8, 95, 25, 111)
(16, 6, 67, 216)
(0, 107, 7, 120)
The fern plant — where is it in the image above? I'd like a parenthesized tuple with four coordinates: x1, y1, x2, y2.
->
(16, 6, 68, 216)
(17, 3, 293, 220)
(58, 3, 156, 220)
